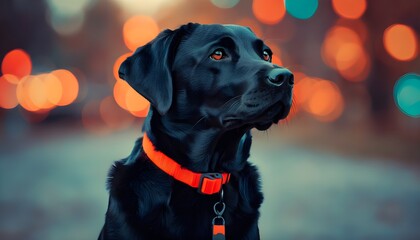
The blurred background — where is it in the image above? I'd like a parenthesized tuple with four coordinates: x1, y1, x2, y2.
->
(1, 0, 419, 239)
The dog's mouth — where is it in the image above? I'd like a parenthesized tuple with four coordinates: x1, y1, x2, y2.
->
(222, 100, 290, 131)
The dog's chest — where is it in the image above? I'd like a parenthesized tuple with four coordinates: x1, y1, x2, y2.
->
(109, 157, 261, 239)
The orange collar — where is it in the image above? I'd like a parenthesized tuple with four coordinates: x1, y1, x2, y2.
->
(142, 133, 231, 195)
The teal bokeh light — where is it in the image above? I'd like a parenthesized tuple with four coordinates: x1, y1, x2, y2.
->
(394, 73, 420, 118)
(284, 0, 318, 20)
(211, 0, 240, 9)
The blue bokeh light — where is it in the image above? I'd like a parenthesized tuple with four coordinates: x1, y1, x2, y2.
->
(211, 0, 240, 9)
(394, 73, 420, 118)
(284, 0, 318, 20)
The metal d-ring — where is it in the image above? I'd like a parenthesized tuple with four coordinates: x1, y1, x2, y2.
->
(213, 201, 226, 216)
(212, 215, 225, 225)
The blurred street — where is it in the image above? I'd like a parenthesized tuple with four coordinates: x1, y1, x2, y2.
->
(1, 121, 419, 240)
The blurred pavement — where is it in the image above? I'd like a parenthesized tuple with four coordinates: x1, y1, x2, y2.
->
(1, 124, 420, 240)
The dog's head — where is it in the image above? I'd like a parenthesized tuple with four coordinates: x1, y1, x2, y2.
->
(119, 23, 293, 132)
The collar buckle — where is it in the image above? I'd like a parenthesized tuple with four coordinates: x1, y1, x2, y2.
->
(198, 173, 224, 195)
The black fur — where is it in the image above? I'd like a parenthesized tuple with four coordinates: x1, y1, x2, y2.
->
(99, 23, 293, 240)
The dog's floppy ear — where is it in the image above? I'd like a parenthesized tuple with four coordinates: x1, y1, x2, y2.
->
(118, 23, 197, 115)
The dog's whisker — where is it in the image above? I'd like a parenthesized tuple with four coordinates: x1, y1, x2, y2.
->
(189, 115, 207, 131)
(220, 94, 243, 110)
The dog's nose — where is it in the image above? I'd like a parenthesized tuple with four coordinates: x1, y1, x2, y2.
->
(118, 57, 130, 80)
(266, 68, 294, 87)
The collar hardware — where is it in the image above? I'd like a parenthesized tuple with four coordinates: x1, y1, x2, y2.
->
(198, 173, 230, 195)
(142, 133, 231, 195)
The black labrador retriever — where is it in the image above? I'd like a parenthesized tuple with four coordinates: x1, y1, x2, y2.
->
(99, 23, 293, 240)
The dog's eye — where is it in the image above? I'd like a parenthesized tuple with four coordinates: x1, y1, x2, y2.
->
(210, 49, 226, 60)
(263, 50, 271, 61)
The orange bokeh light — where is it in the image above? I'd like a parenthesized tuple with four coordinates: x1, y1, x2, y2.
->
(123, 15, 159, 52)
(0, 74, 19, 109)
(272, 55, 283, 66)
(335, 42, 363, 70)
(322, 25, 370, 82)
(16, 74, 60, 111)
(3, 74, 20, 84)
(1, 49, 32, 79)
(307, 80, 344, 122)
(28, 75, 52, 110)
(335, 19, 368, 43)
(294, 76, 317, 107)
(43, 74, 63, 106)
(51, 69, 79, 106)
(252, 0, 286, 25)
(17, 75, 41, 112)
(129, 108, 150, 118)
(337, 47, 370, 82)
(113, 79, 130, 110)
(113, 53, 132, 81)
(113, 79, 150, 117)
(383, 24, 418, 61)
(16, 70, 78, 112)
(322, 26, 361, 67)
(332, 0, 367, 19)
(295, 77, 344, 122)
(125, 87, 150, 117)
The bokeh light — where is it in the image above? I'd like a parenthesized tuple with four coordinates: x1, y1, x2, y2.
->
(15, 70, 78, 112)
(335, 19, 368, 43)
(394, 73, 420, 118)
(28, 75, 52, 110)
(125, 87, 150, 117)
(0, 75, 19, 109)
(17, 75, 42, 112)
(111, 0, 182, 15)
(332, 0, 367, 19)
(383, 24, 418, 61)
(337, 47, 370, 82)
(252, 0, 286, 25)
(3, 73, 20, 84)
(113, 79, 150, 117)
(272, 55, 283, 66)
(123, 15, 159, 52)
(211, 0, 240, 9)
(1, 49, 32, 79)
(284, 0, 318, 20)
(48, 12, 85, 36)
(45, 0, 94, 35)
(322, 25, 370, 82)
(28, 74, 62, 110)
(113, 79, 130, 110)
(322, 26, 361, 67)
(294, 74, 313, 106)
(295, 77, 344, 121)
(46, 0, 93, 18)
(308, 80, 344, 122)
(128, 107, 150, 118)
(42, 73, 63, 107)
(51, 69, 79, 106)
